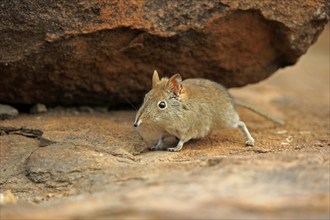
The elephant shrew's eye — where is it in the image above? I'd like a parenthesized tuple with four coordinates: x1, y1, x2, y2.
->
(157, 101, 167, 110)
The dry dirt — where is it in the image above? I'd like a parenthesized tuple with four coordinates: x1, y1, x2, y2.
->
(0, 28, 329, 219)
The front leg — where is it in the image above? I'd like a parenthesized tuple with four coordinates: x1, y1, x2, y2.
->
(149, 135, 164, 151)
(168, 139, 188, 152)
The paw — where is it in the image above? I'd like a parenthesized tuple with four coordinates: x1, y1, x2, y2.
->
(149, 144, 163, 151)
(167, 147, 181, 152)
(149, 146, 162, 151)
(149, 146, 158, 151)
(245, 139, 255, 147)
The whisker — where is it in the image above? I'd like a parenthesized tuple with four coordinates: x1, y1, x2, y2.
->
(120, 94, 138, 111)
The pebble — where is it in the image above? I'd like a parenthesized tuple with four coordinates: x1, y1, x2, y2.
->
(30, 103, 47, 114)
(252, 148, 271, 153)
(33, 196, 44, 203)
(0, 104, 19, 120)
(314, 142, 325, 147)
(79, 106, 94, 113)
(275, 130, 287, 135)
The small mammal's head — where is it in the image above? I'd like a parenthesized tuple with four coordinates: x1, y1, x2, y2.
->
(134, 70, 183, 128)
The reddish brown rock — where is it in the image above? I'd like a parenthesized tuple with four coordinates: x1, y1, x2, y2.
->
(0, 0, 328, 106)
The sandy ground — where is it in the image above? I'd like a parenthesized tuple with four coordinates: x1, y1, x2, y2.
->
(0, 28, 329, 219)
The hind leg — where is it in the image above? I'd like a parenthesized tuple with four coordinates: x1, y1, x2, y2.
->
(237, 121, 255, 146)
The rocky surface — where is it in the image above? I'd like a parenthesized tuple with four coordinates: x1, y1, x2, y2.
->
(0, 0, 328, 106)
(0, 28, 329, 219)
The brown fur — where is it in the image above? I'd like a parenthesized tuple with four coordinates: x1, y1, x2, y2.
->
(134, 70, 282, 152)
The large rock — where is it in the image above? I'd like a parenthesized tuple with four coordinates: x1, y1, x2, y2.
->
(0, 0, 328, 106)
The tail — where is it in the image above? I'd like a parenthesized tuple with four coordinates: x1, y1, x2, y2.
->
(234, 99, 285, 125)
